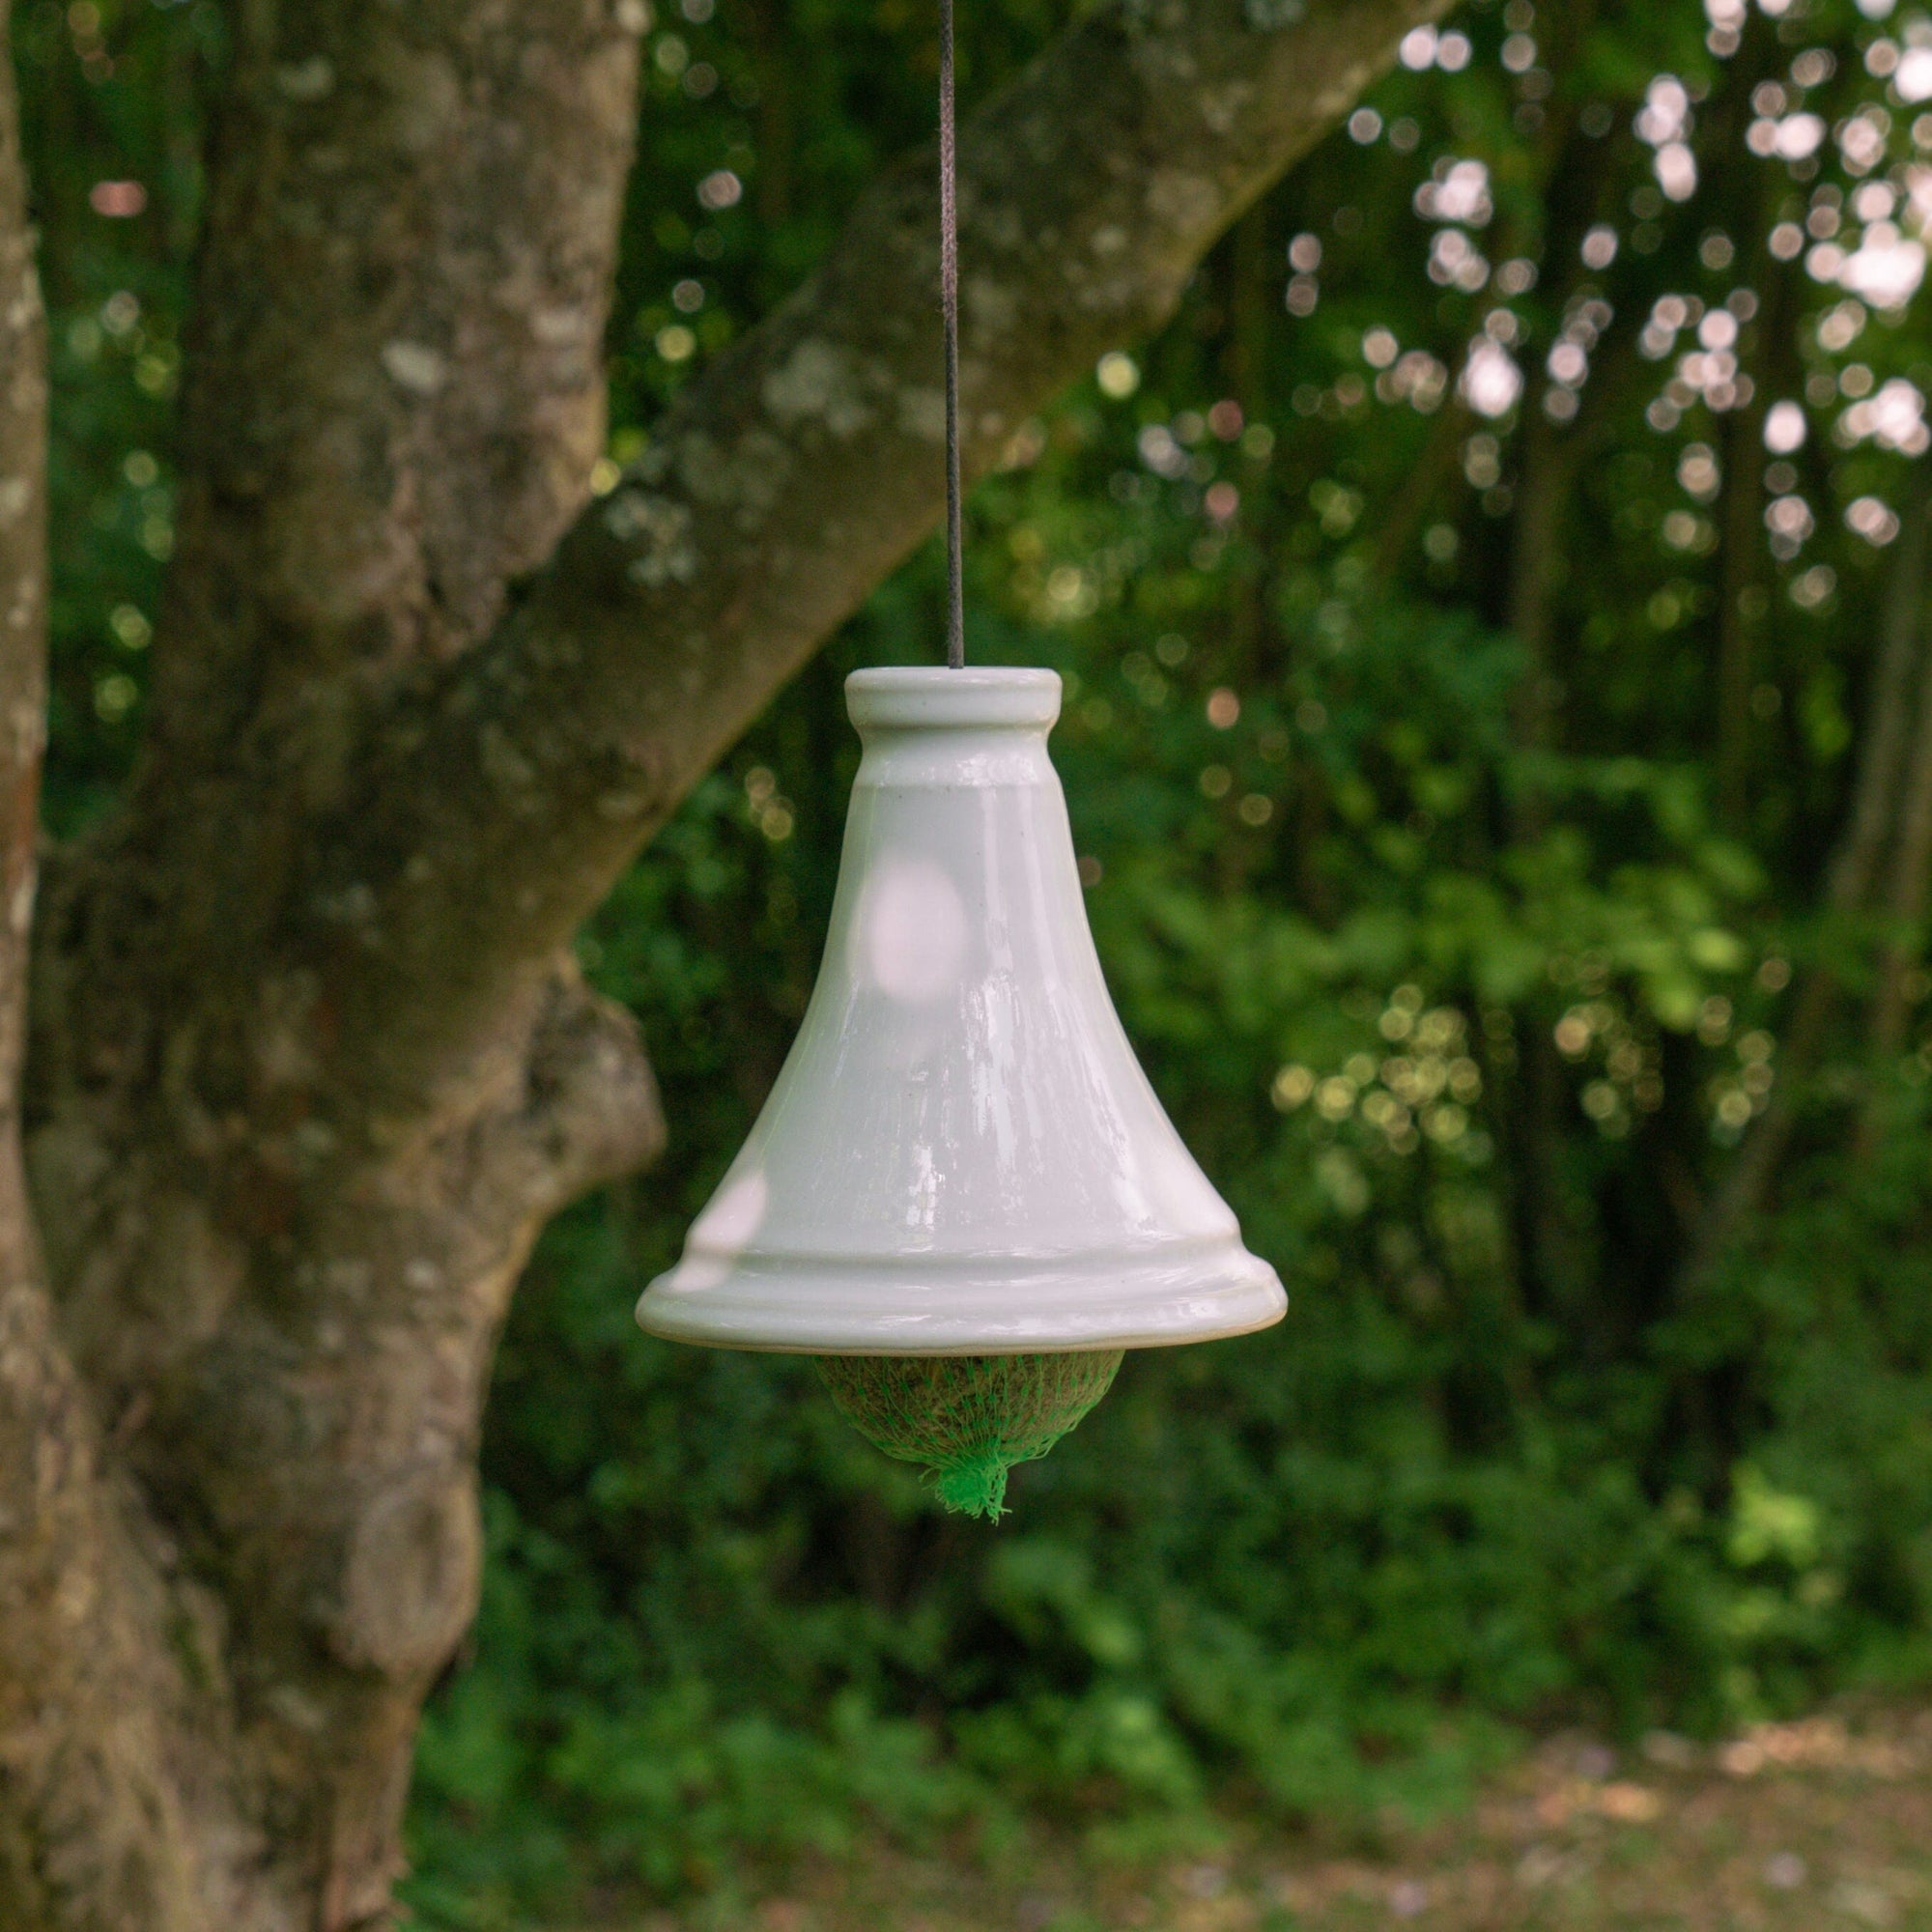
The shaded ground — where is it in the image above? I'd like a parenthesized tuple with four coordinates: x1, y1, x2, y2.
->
(581, 1707, 1932, 1932)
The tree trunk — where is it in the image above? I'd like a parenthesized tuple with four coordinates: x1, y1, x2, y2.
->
(1684, 466, 1932, 1283)
(1, 0, 1447, 1922)
(1865, 574, 1932, 1069)
(1715, 387, 1769, 836)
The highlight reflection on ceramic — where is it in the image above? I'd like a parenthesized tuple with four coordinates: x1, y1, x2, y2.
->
(637, 667, 1287, 1355)
(860, 856, 968, 1004)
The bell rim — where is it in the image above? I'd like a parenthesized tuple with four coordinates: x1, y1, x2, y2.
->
(636, 1241, 1287, 1355)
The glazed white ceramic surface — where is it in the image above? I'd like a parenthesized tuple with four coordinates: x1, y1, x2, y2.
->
(636, 666, 1287, 1354)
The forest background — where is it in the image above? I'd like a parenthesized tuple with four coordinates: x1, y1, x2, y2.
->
(15, 0, 1932, 1922)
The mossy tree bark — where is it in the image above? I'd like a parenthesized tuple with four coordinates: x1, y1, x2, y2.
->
(0, 0, 1444, 1921)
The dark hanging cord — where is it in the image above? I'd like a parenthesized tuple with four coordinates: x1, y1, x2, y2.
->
(938, 0, 965, 669)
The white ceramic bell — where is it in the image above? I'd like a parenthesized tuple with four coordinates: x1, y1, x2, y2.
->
(637, 666, 1286, 1355)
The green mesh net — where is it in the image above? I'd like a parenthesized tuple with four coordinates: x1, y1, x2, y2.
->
(813, 1351, 1123, 1520)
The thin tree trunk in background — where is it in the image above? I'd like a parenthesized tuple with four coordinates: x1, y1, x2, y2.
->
(1227, 201, 1273, 677)
(1686, 469, 1932, 1282)
(1228, 198, 1273, 412)
(1502, 386, 1594, 1316)
(1707, 35, 1784, 842)
(1716, 391, 1769, 836)
(1825, 466, 1932, 917)
(1865, 594, 1932, 1069)
(1494, 71, 1601, 1318)
(1501, 72, 1589, 841)
(748, 0, 797, 232)
(1483, 62, 1607, 1332)
(1371, 399, 1466, 582)
(1505, 393, 1575, 830)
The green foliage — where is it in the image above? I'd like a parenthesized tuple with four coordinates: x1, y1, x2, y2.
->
(13, 0, 211, 830)
(19, 0, 1932, 1921)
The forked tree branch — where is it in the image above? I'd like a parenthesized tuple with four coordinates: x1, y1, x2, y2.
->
(301, 0, 1453, 1113)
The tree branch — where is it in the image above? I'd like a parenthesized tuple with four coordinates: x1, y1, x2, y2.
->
(309, 0, 1453, 1112)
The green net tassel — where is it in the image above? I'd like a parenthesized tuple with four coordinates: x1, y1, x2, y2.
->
(814, 1351, 1124, 1520)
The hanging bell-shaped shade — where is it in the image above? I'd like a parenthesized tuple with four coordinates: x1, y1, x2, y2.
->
(637, 666, 1286, 1357)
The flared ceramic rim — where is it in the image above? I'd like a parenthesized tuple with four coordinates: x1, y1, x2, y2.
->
(636, 1239, 1287, 1355)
